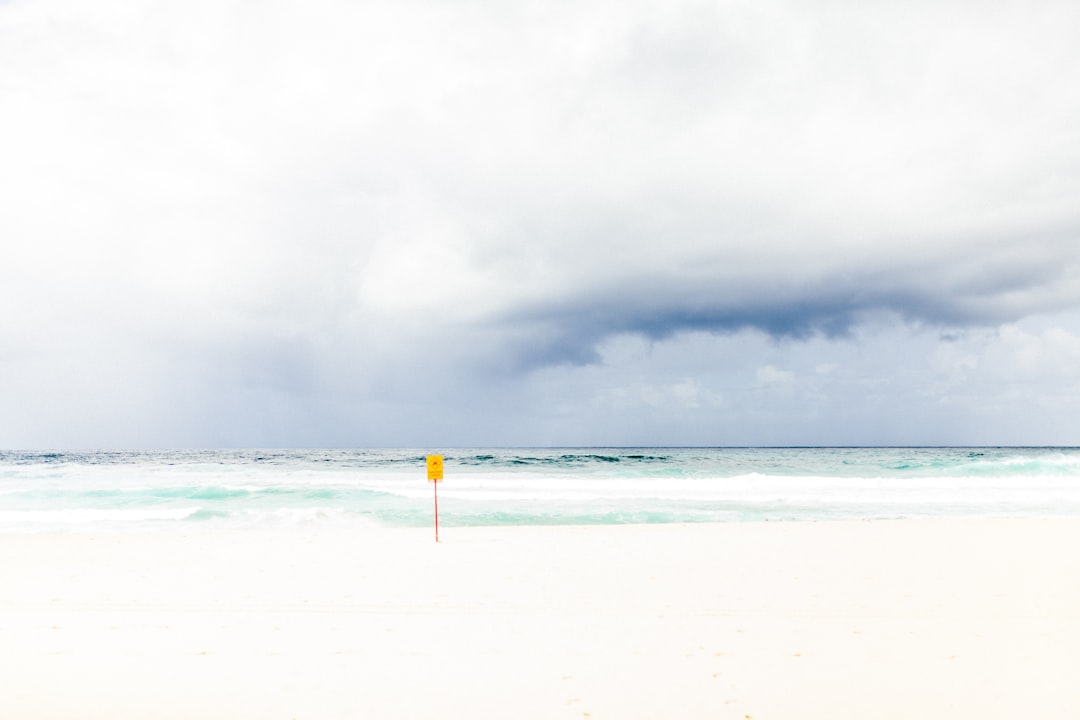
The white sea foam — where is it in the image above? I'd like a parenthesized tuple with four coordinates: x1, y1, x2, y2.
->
(0, 507, 202, 532)
(207, 507, 385, 530)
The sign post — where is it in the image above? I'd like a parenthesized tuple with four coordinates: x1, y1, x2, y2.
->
(426, 454, 444, 542)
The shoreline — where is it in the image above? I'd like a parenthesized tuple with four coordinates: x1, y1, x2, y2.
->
(2, 519, 1078, 718)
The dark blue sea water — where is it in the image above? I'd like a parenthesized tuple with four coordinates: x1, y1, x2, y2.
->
(2, 448, 1080, 532)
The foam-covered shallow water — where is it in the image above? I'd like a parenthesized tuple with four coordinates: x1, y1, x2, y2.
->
(2, 448, 1080, 532)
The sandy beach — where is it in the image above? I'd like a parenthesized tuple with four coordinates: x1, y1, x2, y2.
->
(2, 519, 1078, 719)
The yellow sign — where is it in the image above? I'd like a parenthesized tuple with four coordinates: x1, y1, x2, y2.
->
(426, 454, 444, 482)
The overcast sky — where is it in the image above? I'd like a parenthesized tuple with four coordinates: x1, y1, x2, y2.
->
(3, 0, 1080, 448)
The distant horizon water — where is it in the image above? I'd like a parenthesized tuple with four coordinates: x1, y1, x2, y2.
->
(3, 447, 1080, 533)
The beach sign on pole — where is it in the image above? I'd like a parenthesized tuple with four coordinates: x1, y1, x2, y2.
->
(427, 455, 443, 542)
(427, 455, 444, 482)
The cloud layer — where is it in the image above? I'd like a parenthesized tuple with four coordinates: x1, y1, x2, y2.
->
(3, 0, 1080, 446)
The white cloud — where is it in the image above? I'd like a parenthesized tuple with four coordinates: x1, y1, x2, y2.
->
(995, 324, 1080, 379)
(756, 365, 794, 387)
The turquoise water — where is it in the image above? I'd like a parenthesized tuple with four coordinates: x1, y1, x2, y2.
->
(2, 448, 1080, 532)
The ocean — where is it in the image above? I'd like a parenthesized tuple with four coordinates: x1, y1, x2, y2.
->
(2, 447, 1080, 533)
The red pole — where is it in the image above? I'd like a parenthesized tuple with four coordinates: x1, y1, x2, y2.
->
(434, 479, 440, 543)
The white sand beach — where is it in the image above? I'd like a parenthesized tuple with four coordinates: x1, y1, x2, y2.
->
(2, 519, 1078, 719)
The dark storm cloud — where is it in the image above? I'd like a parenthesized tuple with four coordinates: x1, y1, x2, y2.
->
(495, 241, 1080, 371)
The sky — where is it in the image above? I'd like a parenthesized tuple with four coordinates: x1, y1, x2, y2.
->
(3, 0, 1080, 448)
